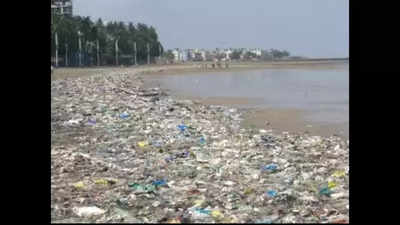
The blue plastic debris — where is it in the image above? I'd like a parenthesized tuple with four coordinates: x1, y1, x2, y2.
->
(199, 137, 206, 145)
(152, 179, 167, 187)
(255, 219, 273, 224)
(266, 190, 277, 197)
(119, 112, 130, 119)
(261, 164, 278, 172)
(87, 119, 96, 125)
(177, 124, 187, 132)
(195, 208, 211, 215)
(152, 140, 162, 147)
(319, 187, 333, 196)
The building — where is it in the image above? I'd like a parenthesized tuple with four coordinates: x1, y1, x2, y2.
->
(250, 48, 262, 57)
(51, 0, 73, 16)
(172, 49, 185, 62)
(223, 49, 233, 60)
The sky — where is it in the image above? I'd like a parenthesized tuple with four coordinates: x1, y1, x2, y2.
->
(73, 0, 348, 58)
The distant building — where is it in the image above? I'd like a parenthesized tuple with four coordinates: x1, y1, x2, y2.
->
(172, 49, 180, 61)
(250, 48, 262, 57)
(223, 49, 233, 60)
(51, 0, 73, 16)
(172, 49, 185, 62)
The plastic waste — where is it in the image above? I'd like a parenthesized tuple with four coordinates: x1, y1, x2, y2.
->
(195, 208, 211, 215)
(319, 187, 333, 196)
(266, 190, 277, 197)
(94, 178, 108, 185)
(72, 181, 85, 189)
(255, 219, 273, 224)
(166, 218, 181, 223)
(119, 112, 130, 119)
(51, 72, 349, 223)
(152, 179, 167, 187)
(199, 137, 206, 145)
(177, 124, 187, 132)
(244, 188, 255, 195)
(261, 164, 278, 172)
(332, 170, 346, 178)
(211, 210, 224, 219)
(193, 199, 205, 207)
(87, 119, 96, 125)
(138, 141, 149, 148)
(73, 206, 105, 217)
(328, 181, 337, 189)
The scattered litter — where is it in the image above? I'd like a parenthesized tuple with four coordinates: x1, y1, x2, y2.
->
(177, 124, 187, 132)
(119, 112, 130, 119)
(328, 181, 337, 189)
(87, 119, 96, 125)
(94, 178, 108, 185)
(319, 187, 333, 196)
(152, 179, 167, 187)
(211, 210, 224, 219)
(138, 141, 149, 148)
(72, 181, 85, 189)
(73, 206, 105, 217)
(266, 190, 277, 197)
(332, 170, 346, 178)
(51, 71, 349, 223)
(261, 164, 278, 172)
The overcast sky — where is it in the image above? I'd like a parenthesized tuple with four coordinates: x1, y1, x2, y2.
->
(73, 0, 348, 58)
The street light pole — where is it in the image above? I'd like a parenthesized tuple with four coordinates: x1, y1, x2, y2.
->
(55, 32, 58, 67)
(147, 43, 150, 65)
(97, 39, 100, 66)
(159, 44, 162, 62)
(134, 42, 137, 66)
(65, 43, 68, 67)
(115, 38, 119, 66)
(78, 31, 82, 67)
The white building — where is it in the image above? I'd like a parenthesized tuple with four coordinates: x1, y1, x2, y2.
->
(224, 49, 233, 60)
(250, 48, 262, 57)
(199, 49, 206, 61)
(172, 49, 185, 62)
(51, 0, 73, 16)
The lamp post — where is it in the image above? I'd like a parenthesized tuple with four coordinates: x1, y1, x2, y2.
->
(96, 39, 100, 66)
(55, 32, 58, 67)
(159, 43, 162, 63)
(78, 30, 82, 67)
(65, 43, 68, 67)
(133, 41, 137, 66)
(115, 38, 119, 66)
(147, 43, 150, 65)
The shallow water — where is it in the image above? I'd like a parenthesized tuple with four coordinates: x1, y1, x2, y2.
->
(145, 65, 349, 138)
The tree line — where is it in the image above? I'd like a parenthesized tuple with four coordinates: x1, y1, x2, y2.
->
(51, 14, 164, 66)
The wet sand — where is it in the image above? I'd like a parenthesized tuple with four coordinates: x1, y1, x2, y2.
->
(241, 108, 349, 139)
(163, 94, 349, 139)
(52, 60, 349, 140)
(52, 60, 348, 81)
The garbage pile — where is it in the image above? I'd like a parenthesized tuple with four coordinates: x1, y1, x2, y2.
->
(51, 72, 349, 223)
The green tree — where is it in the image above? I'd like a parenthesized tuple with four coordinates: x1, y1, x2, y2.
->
(231, 50, 242, 60)
(51, 14, 164, 66)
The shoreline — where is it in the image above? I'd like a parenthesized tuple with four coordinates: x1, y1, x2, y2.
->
(51, 60, 348, 80)
(52, 61, 349, 140)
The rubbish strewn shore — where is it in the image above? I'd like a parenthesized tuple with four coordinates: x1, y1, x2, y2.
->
(51, 65, 349, 223)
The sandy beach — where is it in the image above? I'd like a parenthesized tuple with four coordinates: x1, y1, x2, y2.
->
(52, 60, 348, 139)
(52, 60, 348, 80)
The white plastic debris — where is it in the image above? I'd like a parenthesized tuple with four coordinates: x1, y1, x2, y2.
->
(73, 206, 106, 217)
